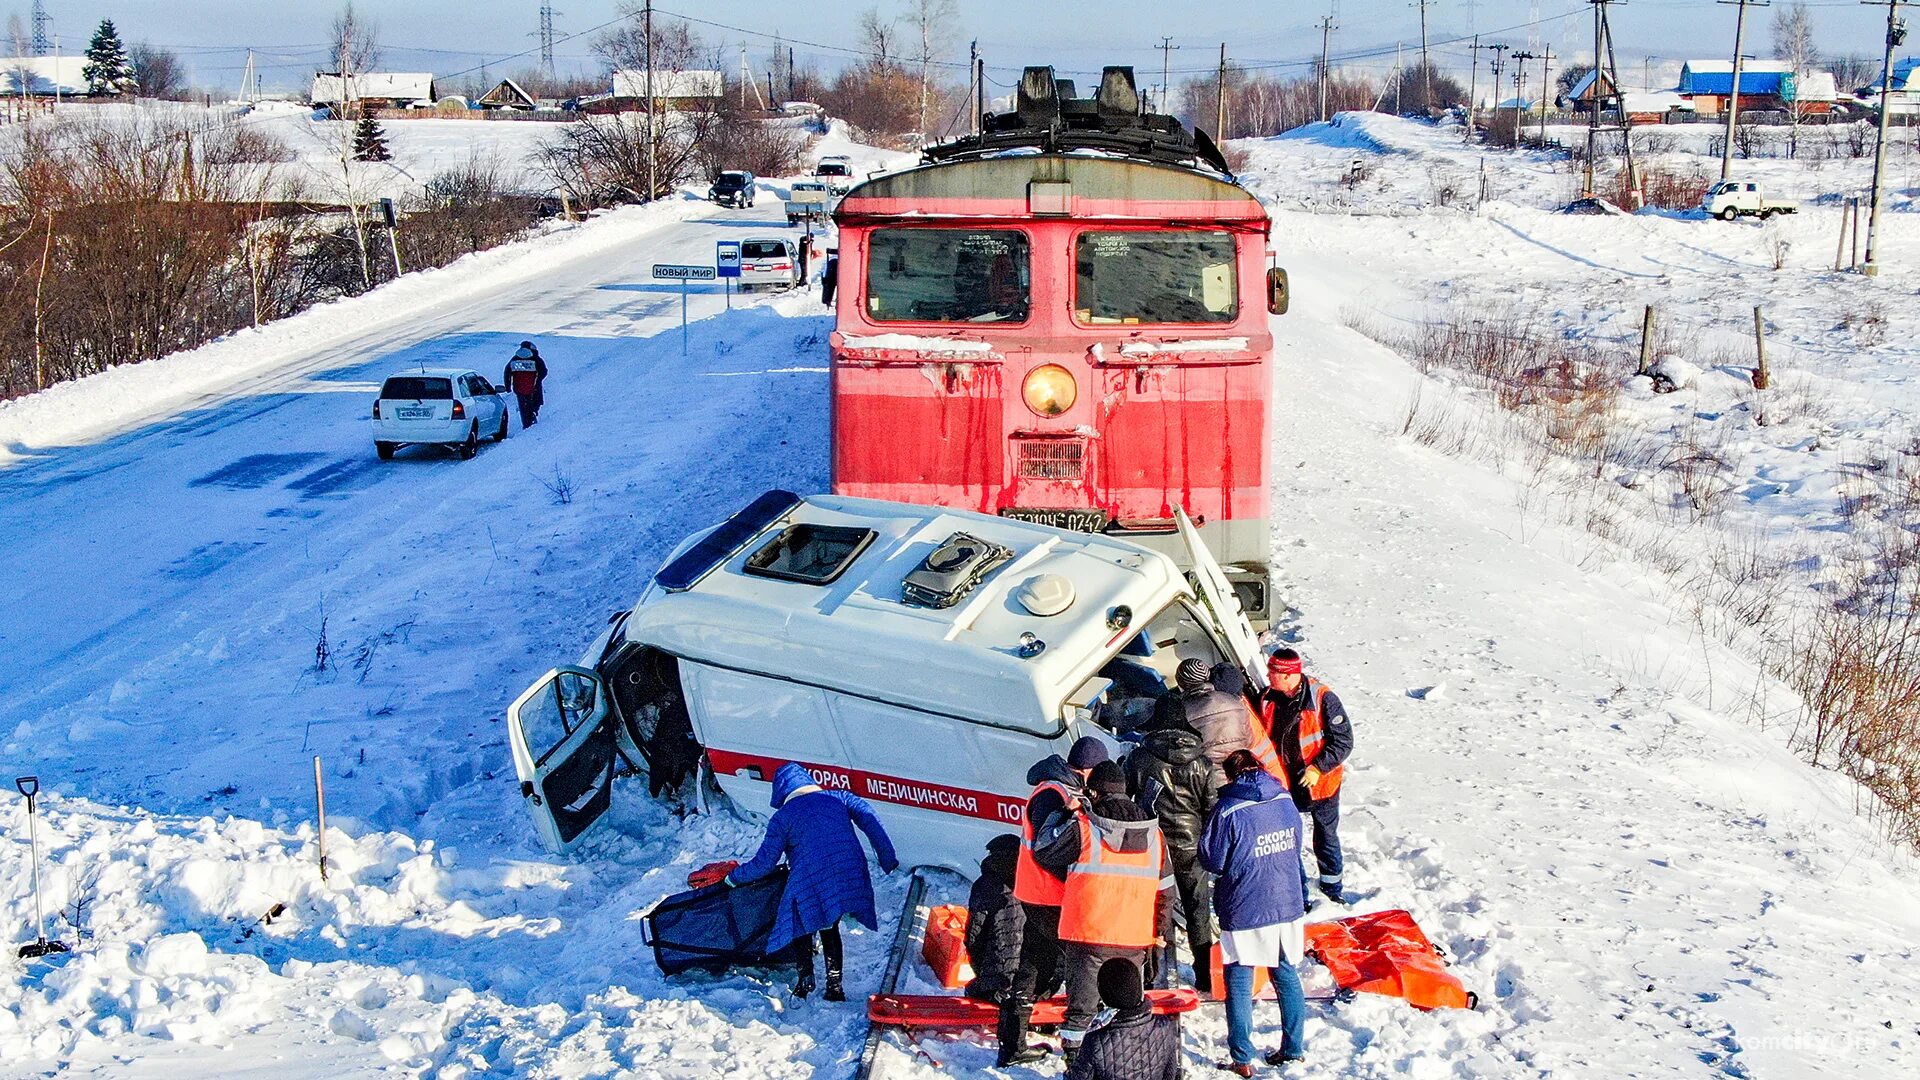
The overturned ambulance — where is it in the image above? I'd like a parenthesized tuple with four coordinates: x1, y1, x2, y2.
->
(507, 490, 1269, 873)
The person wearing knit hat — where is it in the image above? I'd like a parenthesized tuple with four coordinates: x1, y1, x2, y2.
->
(1258, 647, 1354, 906)
(1032, 753, 1175, 1068)
(1067, 735, 1111, 771)
(1065, 957, 1182, 1080)
(1177, 656, 1286, 788)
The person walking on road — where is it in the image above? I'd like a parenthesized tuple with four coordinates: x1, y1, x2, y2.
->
(503, 340, 548, 429)
(1124, 709, 1219, 993)
(963, 834, 1026, 1007)
(1259, 648, 1353, 905)
(1173, 657, 1285, 787)
(1198, 749, 1310, 1076)
(1002, 736, 1108, 1066)
(1065, 957, 1182, 1080)
(725, 762, 899, 1000)
(1034, 759, 1174, 1068)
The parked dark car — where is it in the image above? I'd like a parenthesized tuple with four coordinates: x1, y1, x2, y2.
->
(709, 171, 757, 208)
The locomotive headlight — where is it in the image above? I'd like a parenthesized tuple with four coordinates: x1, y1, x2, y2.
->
(1022, 364, 1077, 417)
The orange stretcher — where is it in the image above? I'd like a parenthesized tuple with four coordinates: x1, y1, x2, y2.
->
(1304, 909, 1477, 1011)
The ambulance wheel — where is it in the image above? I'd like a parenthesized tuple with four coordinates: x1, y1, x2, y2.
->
(375, 441, 396, 461)
(459, 424, 479, 460)
(496, 413, 510, 441)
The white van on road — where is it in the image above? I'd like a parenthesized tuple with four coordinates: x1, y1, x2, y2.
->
(506, 491, 1268, 872)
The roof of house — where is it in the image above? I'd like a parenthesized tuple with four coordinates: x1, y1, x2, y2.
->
(478, 78, 536, 108)
(1787, 71, 1839, 102)
(609, 68, 724, 99)
(310, 72, 436, 104)
(1567, 70, 1619, 100)
(1621, 91, 1694, 113)
(1680, 60, 1793, 96)
(621, 493, 1194, 735)
(0, 55, 86, 95)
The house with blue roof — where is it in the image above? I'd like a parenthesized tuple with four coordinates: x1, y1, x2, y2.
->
(1678, 60, 1794, 115)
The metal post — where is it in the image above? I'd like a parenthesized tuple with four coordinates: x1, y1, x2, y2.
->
(682, 281, 690, 354)
(1467, 35, 1482, 139)
(1415, 0, 1434, 109)
(312, 757, 329, 882)
(1319, 19, 1336, 123)
(1752, 306, 1770, 389)
(1216, 43, 1228, 137)
(644, 0, 656, 203)
(1157, 37, 1178, 115)
(1638, 305, 1656, 376)
(1539, 46, 1553, 145)
(1864, 0, 1906, 276)
(1836, 197, 1852, 269)
(1718, 0, 1760, 181)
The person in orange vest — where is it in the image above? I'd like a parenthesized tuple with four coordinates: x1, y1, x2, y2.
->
(1032, 759, 1174, 1067)
(1001, 736, 1108, 1066)
(1259, 648, 1354, 905)
(1170, 657, 1287, 787)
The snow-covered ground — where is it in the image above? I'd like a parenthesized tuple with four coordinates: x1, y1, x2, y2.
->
(3, 118, 1918, 1077)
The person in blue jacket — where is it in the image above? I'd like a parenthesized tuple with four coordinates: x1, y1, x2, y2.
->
(727, 763, 899, 1000)
(1198, 749, 1310, 1075)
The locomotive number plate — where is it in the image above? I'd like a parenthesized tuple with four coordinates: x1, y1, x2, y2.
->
(999, 508, 1109, 533)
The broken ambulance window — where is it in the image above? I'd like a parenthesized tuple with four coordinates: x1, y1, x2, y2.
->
(865, 228, 1031, 324)
(1074, 230, 1237, 325)
(743, 523, 877, 585)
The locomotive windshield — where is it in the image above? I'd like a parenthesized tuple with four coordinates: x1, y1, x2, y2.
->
(865, 228, 1031, 324)
(1073, 230, 1237, 325)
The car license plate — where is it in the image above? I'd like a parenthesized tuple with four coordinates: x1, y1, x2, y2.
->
(397, 406, 431, 419)
(999, 508, 1108, 532)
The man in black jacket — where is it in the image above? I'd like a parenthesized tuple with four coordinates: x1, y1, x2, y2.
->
(1124, 712, 1220, 993)
(502, 341, 548, 429)
(964, 834, 1025, 1005)
(1066, 958, 1180, 1080)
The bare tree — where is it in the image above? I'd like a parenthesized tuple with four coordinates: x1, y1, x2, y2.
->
(131, 42, 187, 100)
(858, 7, 900, 69)
(1827, 53, 1877, 95)
(1772, 2, 1818, 76)
(6, 14, 26, 57)
(594, 6, 703, 74)
(330, 2, 381, 76)
(907, 0, 957, 135)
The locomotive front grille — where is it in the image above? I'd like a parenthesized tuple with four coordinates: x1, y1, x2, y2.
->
(1016, 438, 1085, 480)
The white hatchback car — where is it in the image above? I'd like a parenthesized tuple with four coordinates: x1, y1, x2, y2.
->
(371, 368, 510, 460)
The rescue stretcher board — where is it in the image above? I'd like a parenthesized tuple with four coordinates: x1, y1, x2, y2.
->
(867, 987, 1200, 1029)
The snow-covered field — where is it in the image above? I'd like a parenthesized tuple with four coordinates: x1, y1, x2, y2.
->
(3, 115, 1919, 1078)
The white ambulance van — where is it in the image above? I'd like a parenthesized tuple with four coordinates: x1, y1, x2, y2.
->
(506, 490, 1268, 874)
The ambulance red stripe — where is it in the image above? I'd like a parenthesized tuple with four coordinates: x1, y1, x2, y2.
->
(704, 749, 1027, 825)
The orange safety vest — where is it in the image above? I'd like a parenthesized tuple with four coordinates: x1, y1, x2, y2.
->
(1240, 698, 1288, 784)
(1058, 816, 1164, 949)
(1013, 779, 1076, 907)
(1263, 678, 1345, 802)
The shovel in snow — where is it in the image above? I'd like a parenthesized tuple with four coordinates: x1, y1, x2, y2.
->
(14, 776, 69, 960)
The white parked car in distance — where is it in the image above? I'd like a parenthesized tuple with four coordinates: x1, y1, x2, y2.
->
(1703, 180, 1797, 221)
(372, 368, 510, 460)
(812, 156, 855, 195)
(737, 237, 801, 290)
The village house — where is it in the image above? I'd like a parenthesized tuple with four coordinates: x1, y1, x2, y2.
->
(309, 72, 438, 112)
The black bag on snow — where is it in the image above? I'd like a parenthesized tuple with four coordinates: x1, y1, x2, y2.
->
(643, 866, 798, 977)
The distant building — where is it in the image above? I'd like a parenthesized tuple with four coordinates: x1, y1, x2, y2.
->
(1620, 91, 1695, 125)
(0, 55, 85, 96)
(1563, 69, 1621, 114)
(477, 79, 537, 111)
(609, 68, 724, 106)
(1678, 60, 1794, 115)
(309, 72, 437, 110)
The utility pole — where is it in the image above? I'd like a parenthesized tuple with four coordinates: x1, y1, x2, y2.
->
(975, 49, 985, 130)
(1600, 1, 1640, 205)
(1216, 42, 1228, 137)
(1156, 37, 1179, 114)
(1864, 0, 1908, 276)
(1586, 0, 1603, 193)
(1512, 50, 1536, 146)
(241, 49, 258, 103)
(1413, 0, 1436, 109)
(1317, 17, 1337, 122)
(1395, 42, 1404, 113)
(1538, 45, 1554, 145)
(1467, 35, 1485, 139)
(1719, 0, 1768, 180)
(644, 0, 655, 203)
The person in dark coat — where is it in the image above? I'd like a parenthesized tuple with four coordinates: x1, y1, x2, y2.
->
(1033, 760, 1174, 1066)
(726, 763, 899, 999)
(502, 340, 548, 428)
(1125, 709, 1221, 992)
(1259, 648, 1354, 904)
(1175, 657, 1277, 788)
(1199, 750, 1309, 1075)
(1066, 957, 1181, 1080)
(963, 834, 1025, 1005)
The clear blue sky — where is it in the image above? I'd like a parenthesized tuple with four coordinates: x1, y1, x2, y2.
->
(15, 1, 1905, 93)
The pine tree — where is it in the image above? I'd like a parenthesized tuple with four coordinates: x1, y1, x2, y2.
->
(81, 19, 136, 97)
(352, 114, 392, 162)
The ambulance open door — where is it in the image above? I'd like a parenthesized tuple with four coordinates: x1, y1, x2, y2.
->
(507, 667, 616, 853)
(1175, 509, 1269, 693)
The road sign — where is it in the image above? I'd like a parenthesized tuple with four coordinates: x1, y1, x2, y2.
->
(652, 263, 717, 281)
(715, 241, 742, 279)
